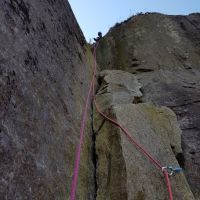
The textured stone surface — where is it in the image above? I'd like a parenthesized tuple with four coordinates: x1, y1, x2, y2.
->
(94, 70, 194, 200)
(137, 68, 200, 199)
(96, 13, 200, 198)
(0, 0, 94, 199)
(97, 70, 142, 108)
(97, 13, 200, 72)
(1, 2, 200, 199)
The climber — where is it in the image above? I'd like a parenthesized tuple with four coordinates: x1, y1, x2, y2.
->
(94, 32, 102, 42)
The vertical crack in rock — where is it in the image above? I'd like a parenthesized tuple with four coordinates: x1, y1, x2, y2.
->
(170, 145, 185, 170)
(90, 100, 106, 199)
(93, 108, 128, 200)
(176, 152, 185, 169)
(90, 100, 98, 199)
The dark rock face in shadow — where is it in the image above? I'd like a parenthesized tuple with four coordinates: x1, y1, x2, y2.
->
(0, 0, 94, 199)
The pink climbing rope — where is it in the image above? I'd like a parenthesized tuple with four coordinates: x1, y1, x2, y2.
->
(69, 45, 98, 200)
(70, 42, 173, 200)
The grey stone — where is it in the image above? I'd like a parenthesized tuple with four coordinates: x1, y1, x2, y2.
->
(96, 13, 200, 198)
(0, 0, 94, 199)
(94, 70, 194, 199)
(97, 70, 142, 107)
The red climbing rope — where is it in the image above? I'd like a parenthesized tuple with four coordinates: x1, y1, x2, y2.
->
(163, 169, 174, 200)
(70, 43, 173, 200)
(93, 101, 173, 200)
(94, 99, 162, 170)
(69, 45, 97, 200)
(92, 44, 173, 200)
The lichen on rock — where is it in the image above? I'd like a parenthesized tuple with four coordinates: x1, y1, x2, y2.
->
(96, 13, 200, 199)
(93, 70, 195, 199)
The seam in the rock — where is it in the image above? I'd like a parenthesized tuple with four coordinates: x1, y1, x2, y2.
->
(90, 100, 98, 200)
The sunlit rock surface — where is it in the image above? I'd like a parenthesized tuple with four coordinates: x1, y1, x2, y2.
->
(97, 13, 200, 199)
(93, 70, 194, 200)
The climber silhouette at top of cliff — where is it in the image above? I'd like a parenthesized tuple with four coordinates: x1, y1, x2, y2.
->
(94, 32, 102, 42)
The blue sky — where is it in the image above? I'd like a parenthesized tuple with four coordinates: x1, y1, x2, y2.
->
(68, 0, 200, 41)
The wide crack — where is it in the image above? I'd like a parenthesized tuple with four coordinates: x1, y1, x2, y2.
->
(90, 100, 97, 199)
(90, 99, 105, 199)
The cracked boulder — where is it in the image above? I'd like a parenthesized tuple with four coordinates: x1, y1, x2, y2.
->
(96, 13, 200, 198)
(97, 70, 142, 109)
(93, 70, 195, 200)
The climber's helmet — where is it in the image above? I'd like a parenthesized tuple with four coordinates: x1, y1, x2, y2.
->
(98, 32, 102, 38)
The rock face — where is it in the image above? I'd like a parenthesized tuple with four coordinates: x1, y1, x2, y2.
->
(97, 70, 142, 107)
(97, 13, 200, 199)
(93, 70, 194, 200)
(0, 0, 94, 199)
(97, 13, 200, 72)
(1, 1, 200, 199)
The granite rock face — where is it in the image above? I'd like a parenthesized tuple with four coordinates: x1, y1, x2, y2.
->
(1, 1, 200, 199)
(93, 70, 194, 200)
(97, 13, 200, 72)
(0, 0, 94, 199)
(96, 13, 200, 199)
(97, 70, 142, 107)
